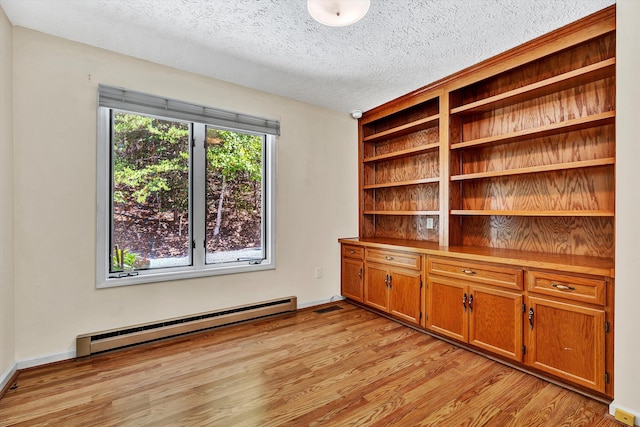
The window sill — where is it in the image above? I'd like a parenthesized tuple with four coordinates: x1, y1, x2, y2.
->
(97, 261, 275, 289)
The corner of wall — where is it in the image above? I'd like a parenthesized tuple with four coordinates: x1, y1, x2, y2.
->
(0, 2, 16, 387)
(615, 0, 640, 421)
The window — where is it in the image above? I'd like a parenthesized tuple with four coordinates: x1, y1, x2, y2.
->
(96, 86, 278, 287)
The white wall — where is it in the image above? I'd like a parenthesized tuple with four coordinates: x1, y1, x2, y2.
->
(613, 0, 640, 422)
(11, 27, 358, 361)
(0, 6, 15, 386)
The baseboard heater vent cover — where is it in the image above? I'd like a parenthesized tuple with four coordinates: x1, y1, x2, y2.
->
(314, 305, 343, 314)
(76, 296, 297, 357)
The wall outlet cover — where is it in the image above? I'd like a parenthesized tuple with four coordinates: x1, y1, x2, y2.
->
(615, 408, 635, 427)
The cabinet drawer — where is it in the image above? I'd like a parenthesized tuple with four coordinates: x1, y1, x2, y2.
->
(366, 248, 421, 270)
(527, 270, 605, 305)
(342, 245, 364, 260)
(427, 257, 523, 291)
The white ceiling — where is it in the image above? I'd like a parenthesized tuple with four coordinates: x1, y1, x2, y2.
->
(0, 0, 615, 113)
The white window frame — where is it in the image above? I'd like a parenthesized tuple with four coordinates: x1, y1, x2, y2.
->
(96, 87, 277, 288)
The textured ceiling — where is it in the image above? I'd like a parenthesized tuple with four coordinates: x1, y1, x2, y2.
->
(0, 0, 615, 113)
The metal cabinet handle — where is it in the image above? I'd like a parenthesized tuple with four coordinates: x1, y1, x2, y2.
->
(388, 275, 392, 289)
(358, 268, 362, 280)
(468, 293, 474, 312)
(385, 256, 394, 261)
(462, 293, 467, 312)
(551, 283, 575, 291)
(349, 250, 356, 254)
(461, 269, 476, 275)
(528, 307, 534, 330)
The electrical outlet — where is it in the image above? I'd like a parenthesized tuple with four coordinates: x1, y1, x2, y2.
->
(615, 409, 635, 426)
(314, 267, 323, 279)
(426, 217, 434, 229)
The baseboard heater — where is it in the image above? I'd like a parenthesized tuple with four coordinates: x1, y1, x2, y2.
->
(76, 296, 297, 357)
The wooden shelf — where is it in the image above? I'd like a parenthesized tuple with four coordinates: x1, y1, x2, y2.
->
(450, 111, 615, 150)
(363, 177, 440, 189)
(363, 142, 439, 163)
(363, 114, 439, 143)
(450, 210, 614, 217)
(451, 58, 616, 115)
(364, 210, 440, 216)
(450, 157, 615, 181)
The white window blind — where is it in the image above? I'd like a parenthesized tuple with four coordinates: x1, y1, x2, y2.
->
(98, 85, 280, 136)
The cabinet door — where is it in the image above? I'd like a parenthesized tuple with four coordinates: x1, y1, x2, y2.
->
(388, 267, 422, 325)
(426, 276, 468, 342)
(341, 258, 363, 302)
(364, 263, 390, 312)
(469, 286, 523, 361)
(525, 296, 605, 392)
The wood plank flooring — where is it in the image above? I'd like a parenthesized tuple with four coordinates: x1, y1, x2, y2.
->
(0, 301, 620, 426)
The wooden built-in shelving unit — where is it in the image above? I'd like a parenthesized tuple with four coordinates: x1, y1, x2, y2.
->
(342, 6, 616, 400)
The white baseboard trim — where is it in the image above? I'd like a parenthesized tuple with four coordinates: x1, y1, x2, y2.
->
(609, 401, 639, 426)
(0, 362, 17, 392)
(16, 350, 76, 370)
(298, 295, 346, 310)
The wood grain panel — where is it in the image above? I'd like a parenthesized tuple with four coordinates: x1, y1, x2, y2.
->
(388, 268, 422, 324)
(341, 258, 363, 302)
(461, 77, 615, 142)
(427, 256, 523, 290)
(526, 270, 606, 306)
(426, 276, 468, 342)
(374, 151, 439, 184)
(460, 167, 614, 212)
(449, 182, 463, 245)
(366, 126, 439, 158)
(459, 124, 615, 175)
(526, 296, 605, 392)
(366, 248, 421, 270)
(453, 32, 615, 107)
(459, 216, 614, 258)
(362, 162, 375, 187)
(374, 214, 440, 242)
(361, 215, 375, 238)
(469, 286, 523, 361)
(362, 99, 438, 137)
(362, 184, 375, 210)
(371, 183, 439, 211)
(364, 263, 390, 312)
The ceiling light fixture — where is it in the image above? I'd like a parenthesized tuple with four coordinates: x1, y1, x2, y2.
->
(307, 0, 371, 27)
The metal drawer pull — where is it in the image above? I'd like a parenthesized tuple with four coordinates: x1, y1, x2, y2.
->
(385, 256, 394, 261)
(349, 250, 356, 254)
(551, 283, 575, 291)
(461, 269, 476, 275)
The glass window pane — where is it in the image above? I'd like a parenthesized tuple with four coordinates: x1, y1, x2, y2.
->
(205, 127, 264, 264)
(110, 112, 191, 273)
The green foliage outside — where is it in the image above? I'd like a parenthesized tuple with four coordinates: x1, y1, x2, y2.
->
(112, 113, 190, 209)
(205, 128, 262, 182)
(110, 112, 264, 272)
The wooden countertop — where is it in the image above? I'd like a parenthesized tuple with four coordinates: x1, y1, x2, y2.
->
(338, 237, 615, 278)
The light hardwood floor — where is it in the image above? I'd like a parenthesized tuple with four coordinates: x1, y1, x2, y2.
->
(0, 301, 621, 426)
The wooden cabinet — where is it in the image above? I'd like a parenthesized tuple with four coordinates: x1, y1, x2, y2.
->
(341, 245, 364, 302)
(427, 257, 523, 361)
(361, 248, 423, 325)
(340, 7, 616, 398)
(525, 270, 609, 393)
